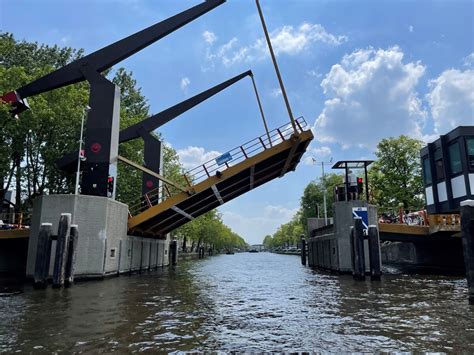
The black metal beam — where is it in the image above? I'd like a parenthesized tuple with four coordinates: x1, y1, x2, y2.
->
(57, 70, 252, 172)
(9, 0, 225, 101)
(120, 70, 252, 142)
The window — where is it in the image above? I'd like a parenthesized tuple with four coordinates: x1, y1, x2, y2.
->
(448, 142, 462, 175)
(434, 149, 445, 180)
(422, 157, 432, 185)
(110, 248, 116, 258)
(467, 138, 474, 171)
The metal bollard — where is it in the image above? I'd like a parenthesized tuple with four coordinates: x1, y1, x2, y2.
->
(52, 213, 71, 288)
(460, 200, 474, 304)
(352, 217, 365, 280)
(33, 223, 53, 289)
(65, 224, 79, 288)
(368, 225, 381, 281)
(170, 240, 178, 266)
(301, 237, 307, 266)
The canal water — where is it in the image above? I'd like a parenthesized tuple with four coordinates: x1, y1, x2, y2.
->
(1, 252, 473, 353)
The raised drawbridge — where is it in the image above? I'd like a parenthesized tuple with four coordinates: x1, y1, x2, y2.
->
(127, 117, 313, 237)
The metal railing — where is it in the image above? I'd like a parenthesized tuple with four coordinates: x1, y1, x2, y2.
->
(128, 116, 309, 217)
(0, 212, 31, 229)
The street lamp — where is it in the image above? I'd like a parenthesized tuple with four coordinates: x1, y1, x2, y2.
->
(311, 157, 333, 226)
(75, 105, 91, 195)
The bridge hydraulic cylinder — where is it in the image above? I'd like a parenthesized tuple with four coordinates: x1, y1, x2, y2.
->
(460, 200, 474, 304)
(33, 223, 53, 289)
(52, 213, 72, 288)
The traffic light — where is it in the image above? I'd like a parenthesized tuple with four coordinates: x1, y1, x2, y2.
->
(357, 177, 363, 195)
(107, 176, 114, 197)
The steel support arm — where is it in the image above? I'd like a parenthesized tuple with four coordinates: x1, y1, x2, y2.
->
(120, 70, 252, 142)
(56, 70, 252, 172)
(1, 0, 225, 107)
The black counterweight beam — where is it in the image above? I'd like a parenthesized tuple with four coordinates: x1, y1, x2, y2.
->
(120, 70, 252, 143)
(57, 70, 253, 172)
(1, 0, 225, 111)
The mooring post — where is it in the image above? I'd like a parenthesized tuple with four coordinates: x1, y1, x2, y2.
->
(349, 227, 355, 275)
(52, 213, 71, 288)
(300, 234, 307, 266)
(460, 200, 474, 304)
(33, 223, 53, 289)
(352, 217, 366, 280)
(65, 224, 79, 288)
(368, 225, 381, 281)
(170, 240, 178, 266)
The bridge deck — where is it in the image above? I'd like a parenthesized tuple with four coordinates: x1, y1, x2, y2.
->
(0, 229, 30, 240)
(379, 222, 461, 242)
(128, 118, 313, 237)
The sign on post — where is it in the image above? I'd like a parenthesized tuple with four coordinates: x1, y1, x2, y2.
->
(216, 152, 232, 166)
(352, 207, 368, 234)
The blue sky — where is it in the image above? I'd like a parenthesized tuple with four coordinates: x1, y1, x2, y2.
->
(2, 0, 473, 244)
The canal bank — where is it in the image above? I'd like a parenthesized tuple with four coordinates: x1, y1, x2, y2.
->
(1, 252, 473, 353)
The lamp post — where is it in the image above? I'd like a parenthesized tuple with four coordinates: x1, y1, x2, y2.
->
(312, 157, 333, 226)
(75, 105, 91, 195)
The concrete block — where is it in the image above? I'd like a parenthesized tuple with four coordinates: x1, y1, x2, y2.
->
(27, 194, 128, 279)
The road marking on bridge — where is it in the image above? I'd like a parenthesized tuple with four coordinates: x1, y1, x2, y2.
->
(211, 185, 224, 205)
(171, 206, 194, 220)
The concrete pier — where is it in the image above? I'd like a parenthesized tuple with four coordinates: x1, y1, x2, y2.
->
(307, 201, 377, 274)
(26, 194, 170, 281)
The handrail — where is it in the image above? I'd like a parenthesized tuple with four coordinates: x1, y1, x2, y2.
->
(127, 116, 308, 216)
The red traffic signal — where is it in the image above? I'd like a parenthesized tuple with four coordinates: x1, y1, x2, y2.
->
(357, 177, 363, 194)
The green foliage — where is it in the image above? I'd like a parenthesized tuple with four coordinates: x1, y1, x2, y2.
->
(268, 213, 304, 249)
(176, 209, 247, 252)
(1, 33, 89, 208)
(368, 135, 424, 209)
(299, 173, 343, 226)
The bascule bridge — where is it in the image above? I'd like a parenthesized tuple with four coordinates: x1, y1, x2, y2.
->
(0, 0, 313, 281)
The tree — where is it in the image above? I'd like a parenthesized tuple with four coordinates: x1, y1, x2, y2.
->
(1, 33, 89, 211)
(262, 234, 273, 249)
(299, 173, 343, 227)
(368, 135, 424, 209)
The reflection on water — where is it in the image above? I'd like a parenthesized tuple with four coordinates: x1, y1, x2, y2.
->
(1, 252, 473, 352)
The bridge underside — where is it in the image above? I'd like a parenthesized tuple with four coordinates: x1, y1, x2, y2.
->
(128, 129, 313, 237)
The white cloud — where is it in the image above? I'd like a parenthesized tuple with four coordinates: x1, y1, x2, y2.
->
(180, 77, 190, 92)
(314, 46, 427, 149)
(270, 88, 282, 98)
(426, 68, 474, 134)
(177, 146, 222, 170)
(307, 69, 323, 78)
(202, 30, 217, 45)
(409, 25, 414, 33)
(221, 204, 299, 244)
(463, 53, 474, 67)
(205, 22, 346, 67)
(303, 146, 332, 165)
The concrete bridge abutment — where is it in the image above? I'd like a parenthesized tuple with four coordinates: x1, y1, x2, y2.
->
(26, 194, 170, 281)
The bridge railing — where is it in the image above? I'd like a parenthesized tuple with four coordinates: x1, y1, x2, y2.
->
(0, 212, 31, 229)
(127, 117, 309, 217)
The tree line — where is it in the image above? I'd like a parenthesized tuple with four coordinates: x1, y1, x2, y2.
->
(263, 135, 424, 250)
(0, 33, 246, 251)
